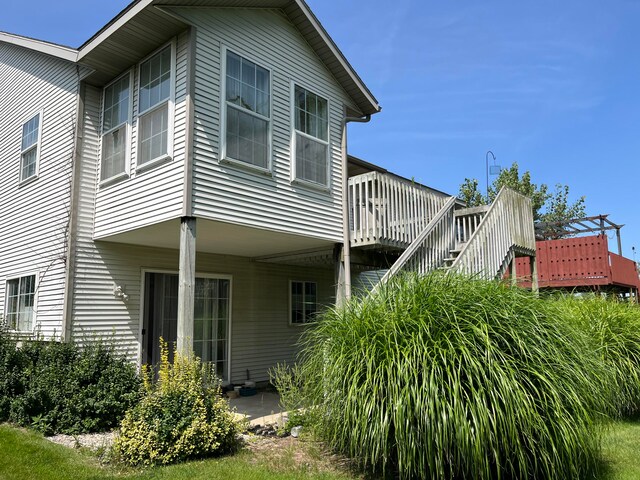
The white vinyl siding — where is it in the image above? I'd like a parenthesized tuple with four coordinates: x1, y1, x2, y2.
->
(20, 112, 41, 182)
(137, 45, 173, 166)
(223, 50, 271, 171)
(4, 274, 36, 332)
(0, 43, 81, 338)
(292, 84, 329, 187)
(101, 73, 131, 181)
(71, 87, 335, 374)
(181, 8, 354, 242)
(72, 86, 334, 373)
(93, 34, 186, 238)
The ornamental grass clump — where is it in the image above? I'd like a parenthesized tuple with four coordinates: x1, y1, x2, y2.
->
(556, 294, 640, 418)
(292, 272, 611, 480)
(113, 340, 240, 466)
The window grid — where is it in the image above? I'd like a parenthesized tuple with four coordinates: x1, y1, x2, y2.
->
(138, 46, 172, 165)
(5, 275, 36, 332)
(20, 114, 40, 182)
(293, 85, 329, 186)
(291, 281, 317, 325)
(224, 50, 270, 169)
(101, 74, 130, 181)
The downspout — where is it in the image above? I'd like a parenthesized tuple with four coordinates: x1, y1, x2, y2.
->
(340, 111, 371, 302)
(62, 70, 85, 342)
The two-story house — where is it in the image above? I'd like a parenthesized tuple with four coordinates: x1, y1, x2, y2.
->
(0, 0, 537, 385)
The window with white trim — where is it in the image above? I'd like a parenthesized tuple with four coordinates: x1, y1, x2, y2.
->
(138, 46, 172, 165)
(293, 85, 328, 186)
(290, 281, 317, 325)
(224, 50, 270, 169)
(101, 73, 130, 180)
(20, 113, 41, 182)
(4, 275, 36, 332)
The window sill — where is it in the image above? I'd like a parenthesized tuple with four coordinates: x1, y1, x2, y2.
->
(18, 175, 39, 188)
(221, 156, 272, 178)
(135, 154, 172, 174)
(99, 171, 129, 189)
(291, 177, 330, 194)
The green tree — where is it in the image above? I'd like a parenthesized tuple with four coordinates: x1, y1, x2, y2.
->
(458, 162, 586, 227)
(459, 178, 486, 207)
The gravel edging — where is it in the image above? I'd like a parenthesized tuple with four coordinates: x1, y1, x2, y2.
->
(46, 431, 117, 451)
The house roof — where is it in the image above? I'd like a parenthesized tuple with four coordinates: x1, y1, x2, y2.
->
(0, 0, 380, 116)
(0, 31, 77, 62)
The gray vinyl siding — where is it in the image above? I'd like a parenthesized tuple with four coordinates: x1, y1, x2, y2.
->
(74, 85, 334, 379)
(178, 7, 350, 242)
(0, 43, 79, 338)
(92, 31, 189, 239)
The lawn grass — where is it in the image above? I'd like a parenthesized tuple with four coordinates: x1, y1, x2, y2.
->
(0, 425, 357, 480)
(600, 420, 640, 480)
(3, 421, 640, 480)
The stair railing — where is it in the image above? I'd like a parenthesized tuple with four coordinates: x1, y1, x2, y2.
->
(373, 196, 458, 292)
(450, 187, 535, 279)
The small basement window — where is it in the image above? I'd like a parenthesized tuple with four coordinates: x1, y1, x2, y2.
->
(290, 280, 317, 325)
(4, 274, 36, 332)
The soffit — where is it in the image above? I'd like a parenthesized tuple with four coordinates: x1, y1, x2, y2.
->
(77, 0, 379, 114)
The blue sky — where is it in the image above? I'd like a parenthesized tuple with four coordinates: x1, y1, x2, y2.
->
(2, 1, 639, 257)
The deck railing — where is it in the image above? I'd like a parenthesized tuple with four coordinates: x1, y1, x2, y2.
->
(374, 196, 457, 291)
(455, 205, 489, 245)
(348, 171, 450, 249)
(451, 187, 536, 279)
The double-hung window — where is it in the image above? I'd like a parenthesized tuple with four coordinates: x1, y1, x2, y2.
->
(224, 50, 270, 170)
(290, 281, 317, 325)
(4, 275, 36, 332)
(20, 113, 41, 182)
(293, 85, 329, 187)
(138, 46, 172, 166)
(101, 73, 130, 181)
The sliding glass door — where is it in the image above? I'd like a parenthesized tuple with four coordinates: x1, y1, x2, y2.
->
(143, 272, 231, 380)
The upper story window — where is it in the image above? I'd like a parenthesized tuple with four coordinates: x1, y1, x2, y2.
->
(290, 280, 317, 325)
(224, 50, 271, 170)
(4, 274, 36, 332)
(101, 73, 131, 181)
(20, 113, 41, 182)
(138, 45, 172, 166)
(293, 85, 329, 187)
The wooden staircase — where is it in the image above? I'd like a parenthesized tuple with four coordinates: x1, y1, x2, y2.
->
(348, 172, 536, 289)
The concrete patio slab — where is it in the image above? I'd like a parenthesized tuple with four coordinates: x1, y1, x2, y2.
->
(228, 391, 286, 426)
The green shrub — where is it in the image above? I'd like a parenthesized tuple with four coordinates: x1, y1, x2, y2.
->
(0, 333, 29, 421)
(556, 294, 640, 418)
(113, 340, 240, 466)
(286, 272, 611, 479)
(0, 332, 140, 435)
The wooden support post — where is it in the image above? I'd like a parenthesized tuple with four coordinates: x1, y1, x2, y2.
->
(616, 228, 623, 256)
(510, 257, 517, 287)
(177, 217, 196, 355)
(334, 243, 347, 307)
(530, 255, 539, 294)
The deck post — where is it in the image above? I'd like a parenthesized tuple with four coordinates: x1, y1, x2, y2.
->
(530, 255, 539, 293)
(334, 243, 347, 306)
(177, 216, 196, 355)
(510, 257, 517, 287)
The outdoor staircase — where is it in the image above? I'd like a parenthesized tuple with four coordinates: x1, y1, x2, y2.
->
(348, 172, 536, 290)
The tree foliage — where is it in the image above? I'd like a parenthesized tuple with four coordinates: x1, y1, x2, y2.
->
(458, 162, 586, 229)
